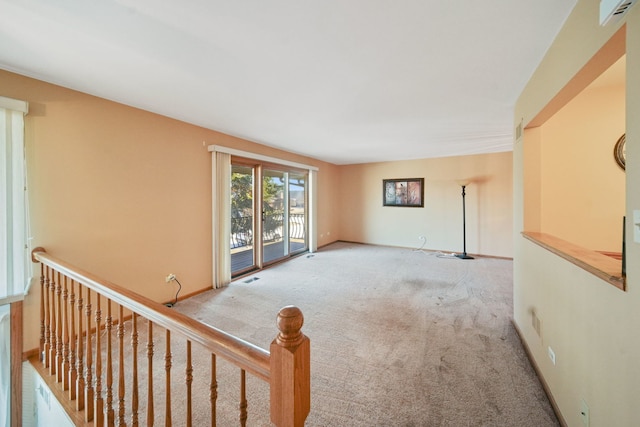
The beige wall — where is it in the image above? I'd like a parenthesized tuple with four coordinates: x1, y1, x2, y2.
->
(338, 152, 513, 257)
(0, 69, 339, 351)
(523, 126, 542, 231)
(539, 74, 625, 251)
(515, 1, 640, 425)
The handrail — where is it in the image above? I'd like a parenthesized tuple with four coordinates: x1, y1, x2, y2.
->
(31, 247, 271, 381)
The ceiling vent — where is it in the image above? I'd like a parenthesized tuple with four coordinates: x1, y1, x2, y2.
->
(600, 0, 637, 25)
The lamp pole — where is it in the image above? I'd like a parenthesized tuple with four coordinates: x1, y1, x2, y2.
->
(456, 184, 474, 259)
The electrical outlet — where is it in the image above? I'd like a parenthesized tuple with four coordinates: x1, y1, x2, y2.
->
(548, 346, 556, 365)
(580, 399, 590, 426)
(165, 273, 176, 283)
(37, 384, 50, 408)
(633, 210, 640, 243)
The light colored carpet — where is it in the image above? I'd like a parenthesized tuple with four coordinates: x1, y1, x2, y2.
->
(162, 241, 558, 426)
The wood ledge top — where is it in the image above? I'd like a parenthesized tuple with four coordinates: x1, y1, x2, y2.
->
(522, 231, 626, 291)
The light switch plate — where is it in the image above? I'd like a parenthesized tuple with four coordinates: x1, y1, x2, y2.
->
(634, 210, 640, 244)
(580, 399, 590, 426)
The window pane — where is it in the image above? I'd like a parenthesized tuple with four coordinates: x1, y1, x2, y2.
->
(1, 107, 28, 298)
(289, 173, 307, 253)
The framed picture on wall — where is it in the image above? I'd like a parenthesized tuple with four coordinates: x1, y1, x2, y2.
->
(383, 178, 424, 207)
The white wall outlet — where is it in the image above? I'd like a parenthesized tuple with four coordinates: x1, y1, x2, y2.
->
(165, 273, 176, 283)
(580, 399, 590, 426)
(547, 346, 556, 365)
(633, 210, 640, 244)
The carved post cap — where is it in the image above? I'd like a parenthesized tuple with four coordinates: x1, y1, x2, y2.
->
(276, 306, 304, 347)
(32, 247, 46, 263)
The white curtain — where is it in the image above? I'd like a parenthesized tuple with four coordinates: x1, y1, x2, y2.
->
(212, 151, 231, 288)
(0, 96, 30, 300)
(308, 169, 318, 253)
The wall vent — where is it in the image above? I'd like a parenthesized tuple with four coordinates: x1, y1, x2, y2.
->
(515, 121, 523, 142)
(600, 0, 637, 25)
(531, 311, 542, 339)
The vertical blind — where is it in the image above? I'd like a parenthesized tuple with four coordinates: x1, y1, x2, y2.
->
(212, 151, 231, 288)
(0, 96, 30, 300)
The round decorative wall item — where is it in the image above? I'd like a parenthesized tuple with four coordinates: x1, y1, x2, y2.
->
(614, 133, 626, 170)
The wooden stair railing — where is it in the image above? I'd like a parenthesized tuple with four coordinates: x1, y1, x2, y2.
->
(31, 247, 310, 427)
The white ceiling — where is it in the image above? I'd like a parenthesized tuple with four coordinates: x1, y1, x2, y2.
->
(0, 0, 577, 165)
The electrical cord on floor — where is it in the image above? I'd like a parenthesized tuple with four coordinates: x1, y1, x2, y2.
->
(169, 278, 182, 307)
(436, 252, 459, 259)
(412, 235, 461, 259)
(174, 278, 182, 305)
(164, 274, 182, 307)
(412, 235, 427, 253)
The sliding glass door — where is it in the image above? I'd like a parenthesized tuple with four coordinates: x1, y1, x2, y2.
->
(262, 169, 286, 264)
(289, 173, 307, 253)
(231, 164, 256, 275)
(231, 162, 308, 276)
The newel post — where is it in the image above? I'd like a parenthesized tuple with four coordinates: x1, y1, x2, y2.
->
(270, 306, 310, 427)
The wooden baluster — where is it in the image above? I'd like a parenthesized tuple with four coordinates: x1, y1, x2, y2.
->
(42, 267, 51, 368)
(118, 305, 126, 426)
(131, 313, 139, 427)
(95, 295, 104, 427)
(61, 276, 70, 390)
(68, 280, 77, 401)
(39, 263, 46, 364)
(76, 285, 85, 411)
(49, 269, 57, 375)
(185, 341, 192, 427)
(147, 321, 154, 426)
(270, 306, 311, 427)
(85, 289, 94, 421)
(105, 300, 115, 427)
(165, 330, 172, 427)
(55, 272, 64, 381)
(43, 266, 51, 368)
(210, 354, 217, 427)
(239, 369, 247, 427)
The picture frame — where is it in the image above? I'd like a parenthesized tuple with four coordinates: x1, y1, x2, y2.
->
(383, 178, 424, 207)
(614, 133, 626, 171)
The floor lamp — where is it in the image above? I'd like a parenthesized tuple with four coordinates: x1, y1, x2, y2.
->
(455, 180, 474, 259)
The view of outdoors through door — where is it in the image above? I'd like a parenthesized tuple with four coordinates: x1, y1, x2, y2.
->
(262, 169, 286, 264)
(231, 163, 307, 276)
(231, 165, 256, 275)
(289, 173, 307, 253)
